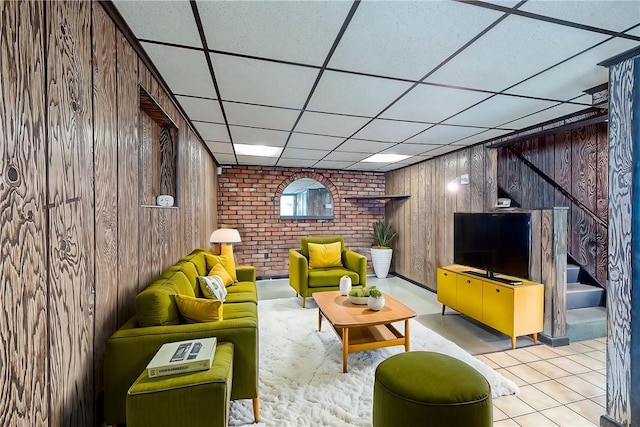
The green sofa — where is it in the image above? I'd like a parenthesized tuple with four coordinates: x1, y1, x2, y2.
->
(104, 248, 259, 425)
(289, 236, 367, 307)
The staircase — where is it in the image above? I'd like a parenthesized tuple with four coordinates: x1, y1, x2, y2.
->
(565, 264, 607, 342)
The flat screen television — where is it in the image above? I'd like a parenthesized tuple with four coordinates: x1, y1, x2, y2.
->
(454, 212, 531, 280)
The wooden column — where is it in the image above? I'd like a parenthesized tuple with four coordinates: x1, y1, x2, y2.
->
(600, 47, 640, 427)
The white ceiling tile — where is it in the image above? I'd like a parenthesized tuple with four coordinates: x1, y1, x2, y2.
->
(627, 26, 640, 37)
(306, 71, 414, 117)
(211, 54, 318, 108)
(453, 129, 514, 146)
(176, 96, 223, 123)
(280, 148, 327, 161)
(422, 145, 461, 157)
(194, 121, 229, 142)
(313, 160, 355, 170)
(213, 153, 237, 164)
(229, 126, 289, 146)
(381, 143, 438, 156)
(142, 43, 216, 98)
(295, 112, 371, 137)
(198, 1, 352, 65)
(323, 151, 370, 162)
(329, 1, 502, 80)
(381, 84, 490, 123)
(223, 102, 299, 130)
(506, 38, 640, 100)
(277, 158, 318, 168)
(501, 103, 592, 130)
(237, 156, 277, 166)
(352, 119, 430, 143)
(520, 1, 640, 33)
(444, 94, 558, 128)
(288, 133, 345, 150)
(205, 141, 234, 154)
(336, 139, 395, 153)
(405, 124, 490, 145)
(113, 0, 201, 48)
(427, 14, 609, 91)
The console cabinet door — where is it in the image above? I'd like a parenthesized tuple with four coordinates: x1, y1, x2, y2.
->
(482, 282, 514, 336)
(456, 276, 483, 321)
(437, 268, 457, 309)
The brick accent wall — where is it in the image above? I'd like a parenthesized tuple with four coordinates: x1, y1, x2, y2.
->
(217, 166, 386, 278)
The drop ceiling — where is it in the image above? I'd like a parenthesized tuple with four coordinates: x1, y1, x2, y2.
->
(112, 0, 640, 172)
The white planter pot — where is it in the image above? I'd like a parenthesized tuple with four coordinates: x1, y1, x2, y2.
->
(339, 275, 352, 296)
(371, 248, 393, 279)
(368, 296, 385, 311)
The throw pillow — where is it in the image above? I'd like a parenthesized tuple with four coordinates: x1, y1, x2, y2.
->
(308, 241, 343, 269)
(175, 294, 223, 323)
(220, 245, 238, 282)
(198, 275, 228, 301)
(208, 263, 234, 287)
(205, 253, 238, 283)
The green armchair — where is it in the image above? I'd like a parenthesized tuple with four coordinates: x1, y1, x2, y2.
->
(289, 236, 367, 307)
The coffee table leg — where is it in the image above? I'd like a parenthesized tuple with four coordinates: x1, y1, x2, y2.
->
(318, 309, 322, 332)
(405, 319, 410, 352)
(342, 328, 349, 373)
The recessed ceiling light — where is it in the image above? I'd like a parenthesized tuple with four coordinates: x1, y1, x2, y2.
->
(362, 154, 411, 163)
(234, 143, 282, 157)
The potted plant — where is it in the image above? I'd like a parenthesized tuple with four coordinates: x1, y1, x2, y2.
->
(367, 288, 385, 310)
(371, 219, 396, 278)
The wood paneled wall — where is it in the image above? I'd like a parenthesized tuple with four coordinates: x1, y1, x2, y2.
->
(0, 2, 217, 425)
(496, 122, 608, 285)
(385, 145, 497, 289)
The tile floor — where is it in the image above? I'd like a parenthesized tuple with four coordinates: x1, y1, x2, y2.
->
(257, 275, 607, 427)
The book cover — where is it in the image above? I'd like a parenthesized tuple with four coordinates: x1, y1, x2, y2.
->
(147, 337, 216, 378)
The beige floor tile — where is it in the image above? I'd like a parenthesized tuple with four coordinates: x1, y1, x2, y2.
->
(546, 357, 592, 375)
(533, 380, 585, 404)
(584, 350, 606, 363)
(484, 351, 522, 368)
(590, 395, 606, 406)
(578, 371, 607, 389)
(506, 364, 551, 384)
(523, 345, 566, 359)
(515, 385, 561, 411)
(567, 353, 606, 370)
(594, 337, 607, 344)
(505, 348, 542, 363)
(493, 406, 508, 421)
(556, 376, 605, 398)
(566, 399, 606, 425)
(494, 419, 520, 427)
(493, 394, 536, 418)
(541, 406, 597, 427)
(477, 354, 501, 369)
(581, 339, 606, 351)
(497, 368, 528, 387)
(527, 360, 572, 379)
(513, 412, 559, 427)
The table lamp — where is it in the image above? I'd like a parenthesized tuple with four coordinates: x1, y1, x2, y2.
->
(209, 228, 241, 258)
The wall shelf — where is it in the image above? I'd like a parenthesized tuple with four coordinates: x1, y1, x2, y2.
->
(345, 194, 410, 201)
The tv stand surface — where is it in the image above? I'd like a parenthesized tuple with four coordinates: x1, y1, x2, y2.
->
(437, 265, 543, 349)
(463, 271, 523, 285)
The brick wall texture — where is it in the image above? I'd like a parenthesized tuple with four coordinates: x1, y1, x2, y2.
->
(217, 166, 386, 278)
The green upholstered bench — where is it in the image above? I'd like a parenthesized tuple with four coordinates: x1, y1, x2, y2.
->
(126, 342, 234, 427)
(373, 351, 492, 427)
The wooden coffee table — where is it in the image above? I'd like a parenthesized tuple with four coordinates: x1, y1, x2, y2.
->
(314, 291, 416, 373)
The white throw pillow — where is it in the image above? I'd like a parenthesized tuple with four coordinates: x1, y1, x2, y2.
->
(198, 275, 228, 301)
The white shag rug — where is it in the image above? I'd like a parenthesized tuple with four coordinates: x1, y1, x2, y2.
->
(229, 297, 518, 426)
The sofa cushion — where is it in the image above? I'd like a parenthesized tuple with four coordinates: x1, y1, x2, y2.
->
(136, 271, 195, 327)
(204, 253, 238, 283)
(308, 268, 360, 288)
(301, 236, 345, 258)
(161, 260, 200, 294)
(175, 294, 223, 323)
(308, 241, 343, 269)
(208, 263, 234, 287)
(180, 249, 210, 276)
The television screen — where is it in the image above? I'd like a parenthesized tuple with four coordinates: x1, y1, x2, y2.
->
(454, 212, 531, 280)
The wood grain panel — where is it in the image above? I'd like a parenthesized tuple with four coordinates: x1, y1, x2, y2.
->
(522, 139, 541, 208)
(505, 142, 522, 203)
(0, 1, 49, 424)
(46, 1, 94, 424)
(571, 126, 597, 212)
(138, 61, 159, 99)
(571, 208, 597, 276)
(538, 135, 555, 208)
(403, 168, 411, 276)
(596, 223, 608, 285)
(540, 210, 554, 337)
(554, 130, 572, 240)
(137, 207, 155, 291)
(529, 210, 542, 283)
(410, 165, 423, 281)
(91, 3, 117, 401)
(424, 165, 436, 288)
(469, 145, 484, 213)
(596, 122, 608, 222)
(484, 147, 497, 211)
(456, 150, 470, 212)
(116, 30, 140, 325)
(432, 157, 445, 268)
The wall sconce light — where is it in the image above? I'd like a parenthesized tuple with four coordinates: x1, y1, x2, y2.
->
(446, 174, 469, 192)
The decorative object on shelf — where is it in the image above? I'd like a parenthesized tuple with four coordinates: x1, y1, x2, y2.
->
(339, 275, 352, 296)
(371, 219, 396, 279)
(446, 173, 469, 192)
(156, 194, 174, 207)
(367, 288, 385, 310)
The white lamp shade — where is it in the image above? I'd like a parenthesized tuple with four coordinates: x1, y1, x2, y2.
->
(209, 228, 241, 244)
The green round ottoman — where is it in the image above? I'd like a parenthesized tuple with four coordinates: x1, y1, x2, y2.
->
(373, 351, 492, 427)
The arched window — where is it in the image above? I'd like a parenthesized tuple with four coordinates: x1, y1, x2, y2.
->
(280, 178, 334, 219)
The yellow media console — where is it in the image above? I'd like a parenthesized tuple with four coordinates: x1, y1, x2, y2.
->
(437, 265, 544, 349)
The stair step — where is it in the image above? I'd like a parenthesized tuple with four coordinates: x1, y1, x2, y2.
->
(566, 283, 605, 309)
(567, 307, 607, 341)
(566, 263, 580, 284)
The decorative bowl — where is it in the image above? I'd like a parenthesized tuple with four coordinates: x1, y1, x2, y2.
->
(348, 295, 369, 305)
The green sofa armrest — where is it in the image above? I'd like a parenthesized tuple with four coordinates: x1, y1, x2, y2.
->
(236, 265, 256, 283)
(104, 314, 258, 425)
(288, 249, 309, 295)
(343, 250, 367, 287)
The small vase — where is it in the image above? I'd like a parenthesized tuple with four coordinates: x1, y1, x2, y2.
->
(339, 275, 352, 296)
(368, 297, 385, 311)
